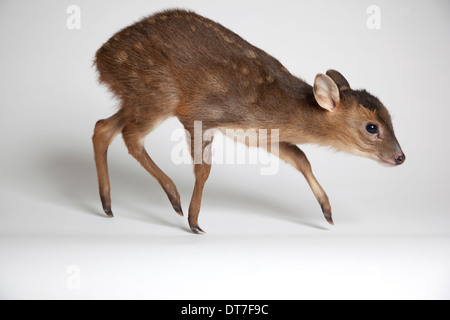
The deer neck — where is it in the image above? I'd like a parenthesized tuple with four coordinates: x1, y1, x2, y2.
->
(277, 81, 336, 146)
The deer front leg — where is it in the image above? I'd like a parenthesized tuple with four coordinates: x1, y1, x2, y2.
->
(278, 142, 334, 225)
(188, 161, 212, 234)
(186, 129, 214, 234)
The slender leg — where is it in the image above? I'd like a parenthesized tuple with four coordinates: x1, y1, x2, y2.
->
(187, 134, 213, 234)
(188, 163, 212, 234)
(277, 142, 334, 225)
(92, 110, 125, 217)
(122, 123, 183, 216)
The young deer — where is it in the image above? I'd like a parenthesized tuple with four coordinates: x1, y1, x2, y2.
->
(93, 9, 405, 234)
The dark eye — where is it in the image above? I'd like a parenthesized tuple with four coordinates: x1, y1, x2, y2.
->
(366, 123, 378, 134)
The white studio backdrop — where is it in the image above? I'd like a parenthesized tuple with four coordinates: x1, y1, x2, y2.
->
(0, 0, 449, 299)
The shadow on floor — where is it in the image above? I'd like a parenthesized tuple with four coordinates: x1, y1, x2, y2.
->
(31, 145, 326, 232)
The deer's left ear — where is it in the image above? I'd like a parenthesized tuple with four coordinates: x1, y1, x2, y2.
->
(326, 69, 351, 91)
(313, 73, 340, 112)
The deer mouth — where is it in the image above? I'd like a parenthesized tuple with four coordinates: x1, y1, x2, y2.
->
(377, 156, 397, 167)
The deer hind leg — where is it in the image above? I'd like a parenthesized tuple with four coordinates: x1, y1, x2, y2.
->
(121, 119, 183, 217)
(278, 142, 334, 225)
(92, 110, 125, 217)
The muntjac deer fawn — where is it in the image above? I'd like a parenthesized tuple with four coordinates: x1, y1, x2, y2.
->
(93, 9, 405, 234)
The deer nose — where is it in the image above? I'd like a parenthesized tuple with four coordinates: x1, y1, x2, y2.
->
(394, 153, 406, 165)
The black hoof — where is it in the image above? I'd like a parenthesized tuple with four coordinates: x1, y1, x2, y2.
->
(191, 226, 206, 234)
(104, 209, 114, 218)
(173, 205, 184, 217)
(323, 212, 334, 225)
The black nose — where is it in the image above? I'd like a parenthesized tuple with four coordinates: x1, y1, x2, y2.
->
(395, 153, 406, 165)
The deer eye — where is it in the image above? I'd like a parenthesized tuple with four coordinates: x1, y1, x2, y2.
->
(366, 123, 379, 134)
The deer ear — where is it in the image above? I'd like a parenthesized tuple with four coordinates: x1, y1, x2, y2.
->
(313, 73, 340, 112)
(326, 69, 351, 91)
